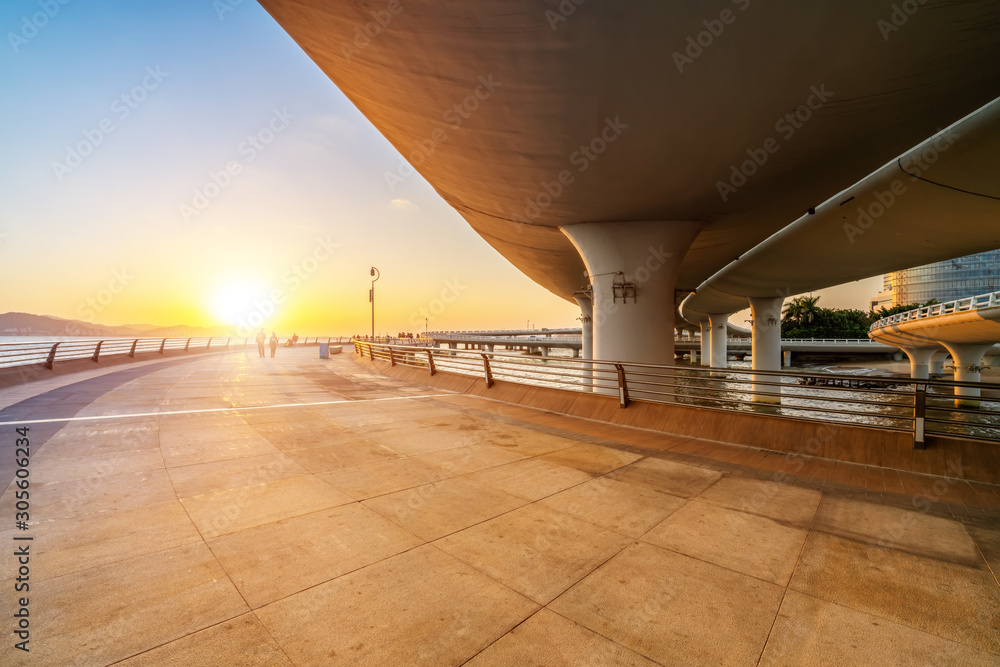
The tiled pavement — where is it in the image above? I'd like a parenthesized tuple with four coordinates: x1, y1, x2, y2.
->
(0, 348, 997, 665)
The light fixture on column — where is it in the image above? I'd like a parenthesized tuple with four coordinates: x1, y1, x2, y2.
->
(612, 272, 636, 303)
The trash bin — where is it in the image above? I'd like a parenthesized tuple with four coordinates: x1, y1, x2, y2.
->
(319, 343, 329, 359)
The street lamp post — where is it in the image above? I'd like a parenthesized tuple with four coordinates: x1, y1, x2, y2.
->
(369, 267, 380, 339)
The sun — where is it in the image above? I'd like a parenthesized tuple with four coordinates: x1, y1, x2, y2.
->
(209, 279, 269, 325)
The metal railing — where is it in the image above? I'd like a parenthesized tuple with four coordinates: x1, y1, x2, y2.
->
(354, 341, 1000, 445)
(0, 336, 350, 370)
(871, 290, 1000, 329)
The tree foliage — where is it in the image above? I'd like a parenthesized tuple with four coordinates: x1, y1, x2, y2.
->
(779, 296, 926, 339)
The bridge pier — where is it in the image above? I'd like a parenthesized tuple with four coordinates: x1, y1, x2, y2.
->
(707, 313, 730, 370)
(749, 296, 783, 403)
(942, 342, 993, 406)
(930, 350, 949, 375)
(562, 221, 701, 398)
(898, 346, 940, 380)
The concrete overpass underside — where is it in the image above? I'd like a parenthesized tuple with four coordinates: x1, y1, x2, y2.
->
(258, 0, 1000, 367)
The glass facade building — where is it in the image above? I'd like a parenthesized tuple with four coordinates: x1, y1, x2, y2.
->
(873, 249, 1000, 309)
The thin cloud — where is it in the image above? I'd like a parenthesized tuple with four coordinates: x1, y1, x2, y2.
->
(390, 198, 418, 210)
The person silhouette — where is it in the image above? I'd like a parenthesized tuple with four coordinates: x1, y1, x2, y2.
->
(269, 332, 278, 358)
(255, 329, 266, 358)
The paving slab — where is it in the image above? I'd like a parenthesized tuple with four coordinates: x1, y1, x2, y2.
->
(539, 443, 641, 475)
(255, 544, 537, 665)
(812, 495, 982, 566)
(481, 426, 580, 457)
(436, 503, 631, 604)
(27, 447, 163, 484)
(607, 457, 722, 498)
(319, 456, 456, 500)
(549, 542, 785, 665)
(415, 443, 528, 475)
(166, 451, 308, 497)
(0, 468, 177, 521)
(180, 474, 354, 538)
(466, 608, 658, 666)
(967, 524, 1000, 584)
(365, 424, 476, 455)
(0, 499, 200, 581)
(362, 475, 527, 540)
(207, 503, 423, 608)
(159, 432, 278, 467)
(759, 590, 997, 666)
(790, 531, 1000, 653)
(280, 438, 403, 472)
(642, 500, 809, 586)
(539, 476, 687, 538)
(695, 474, 822, 527)
(117, 613, 294, 666)
(466, 457, 593, 501)
(0, 542, 248, 666)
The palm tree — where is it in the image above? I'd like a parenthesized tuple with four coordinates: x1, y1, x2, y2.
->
(783, 296, 820, 325)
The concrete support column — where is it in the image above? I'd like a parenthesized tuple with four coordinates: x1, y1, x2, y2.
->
(749, 296, 783, 403)
(899, 347, 937, 380)
(690, 350, 698, 364)
(942, 342, 993, 406)
(782, 350, 792, 366)
(930, 350, 949, 375)
(561, 220, 702, 365)
(707, 313, 729, 369)
(699, 323, 710, 367)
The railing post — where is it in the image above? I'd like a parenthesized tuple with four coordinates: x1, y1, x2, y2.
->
(389, 347, 397, 367)
(481, 353, 494, 388)
(427, 349, 436, 376)
(159, 338, 167, 354)
(44, 342, 60, 369)
(913, 382, 927, 450)
(368, 344, 375, 360)
(128, 339, 138, 358)
(92, 340, 104, 362)
(226, 337, 231, 349)
(185, 338, 192, 351)
(614, 363, 630, 408)
(207, 337, 213, 350)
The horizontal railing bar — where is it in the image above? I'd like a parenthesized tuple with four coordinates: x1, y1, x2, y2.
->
(356, 342, 1000, 440)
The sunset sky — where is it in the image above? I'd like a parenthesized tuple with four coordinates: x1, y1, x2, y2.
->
(0, 0, 878, 336)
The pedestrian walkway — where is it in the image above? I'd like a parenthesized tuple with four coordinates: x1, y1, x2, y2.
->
(1, 348, 997, 665)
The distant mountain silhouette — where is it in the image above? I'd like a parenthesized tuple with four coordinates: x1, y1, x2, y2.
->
(0, 312, 231, 338)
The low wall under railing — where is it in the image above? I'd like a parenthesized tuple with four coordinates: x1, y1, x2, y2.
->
(353, 341, 1000, 446)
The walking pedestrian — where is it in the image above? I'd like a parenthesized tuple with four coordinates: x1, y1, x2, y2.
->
(269, 332, 278, 358)
(255, 329, 266, 358)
